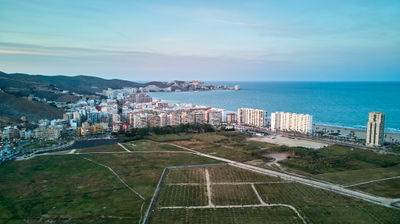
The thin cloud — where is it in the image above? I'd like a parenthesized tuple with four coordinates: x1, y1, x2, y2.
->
(215, 19, 283, 30)
(0, 49, 51, 55)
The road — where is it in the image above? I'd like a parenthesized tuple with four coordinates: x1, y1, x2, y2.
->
(167, 143, 400, 209)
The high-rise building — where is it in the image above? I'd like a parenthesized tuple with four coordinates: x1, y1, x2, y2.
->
(134, 93, 152, 103)
(366, 112, 385, 147)
(270, 112, 280, 131)
(270, 112, 313, 134)
(135, 115, 148, 128)
(169, 112, 181, 126)
(148, 115, 161, 127)
(159, 113, 168, 127)
(226, 113, 236, 124)
(194, 112, 205, 124)
(207, 110, 222, 126)
(236, 108, 266, 127)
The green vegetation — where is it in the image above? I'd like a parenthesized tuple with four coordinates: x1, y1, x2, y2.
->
(0, 142, 218, 223)
(150, 207, 303, 224)
(2, 132, 400, 223)
(23, 140, 58, 149)
(0, 155, 142, 223)
(0, 90, 63, 127)
(152, 164, 400, 223)
(148, 132, 400, 191)
(166, 167, 206, 184)
(349, 178, 400, 198)
(212, 184, 259, 205)
(207, 165, 281, 183)
(158, 185, 208, 206)
(256, 183, 400, 224)
(120, 123, 215, 141)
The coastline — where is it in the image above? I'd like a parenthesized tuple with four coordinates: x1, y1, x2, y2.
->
(313, 124, 400, 143)
(149, 92, 400, 142)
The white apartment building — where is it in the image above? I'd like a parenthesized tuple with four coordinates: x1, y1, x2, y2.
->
(207, 110, 222, 126)
(366, 112, 385, 147)
(271, 112, 313, 134)
(237, 108, 266, 127)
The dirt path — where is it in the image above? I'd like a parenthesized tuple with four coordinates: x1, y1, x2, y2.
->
(118, 143, 131, 152)
(345, 176, 400, 187)
(205, 168, 214, 207)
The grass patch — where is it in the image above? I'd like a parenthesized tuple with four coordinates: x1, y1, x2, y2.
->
(349, 178, 400, 198)
(0, 142, 219, 223)
(0, 155, 143, 223)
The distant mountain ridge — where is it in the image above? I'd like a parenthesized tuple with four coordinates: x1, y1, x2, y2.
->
(0, 71, 149, 95)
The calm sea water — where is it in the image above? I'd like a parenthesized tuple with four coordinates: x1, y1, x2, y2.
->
(149, 82, 400, 133)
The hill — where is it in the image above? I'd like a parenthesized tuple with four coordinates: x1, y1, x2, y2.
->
(0, 71, 146, 95)
(0, 91, 63, 127)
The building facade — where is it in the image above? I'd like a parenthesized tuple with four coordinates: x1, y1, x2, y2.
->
(237, 108, 266, 127)
(366, 112, 385, 147)
(270, 112, 313, 134)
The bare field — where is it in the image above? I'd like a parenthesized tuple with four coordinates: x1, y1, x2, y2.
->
(249, 135, 328, 149)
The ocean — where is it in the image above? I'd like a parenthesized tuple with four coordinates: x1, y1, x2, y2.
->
(148, 82, 400, 133)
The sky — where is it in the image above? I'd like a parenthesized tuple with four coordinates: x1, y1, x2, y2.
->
(0, 0, 399, 81)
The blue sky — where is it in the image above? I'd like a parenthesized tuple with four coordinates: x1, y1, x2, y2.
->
(0, 0, 399, 81)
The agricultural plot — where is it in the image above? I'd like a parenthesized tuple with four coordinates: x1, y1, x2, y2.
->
(255, 183, 400, 224)
(165, 167, 206, 184)
(212, 184, 260, 205)
(150, 164, 400, 224)
(150, 165, 306, 223)
(151, 207, 303, 224)
(157, 185, 208, 206)
(207, 165, 283, 183)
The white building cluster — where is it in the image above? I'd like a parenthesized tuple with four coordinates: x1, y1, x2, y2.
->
(270, 112, 313, 134)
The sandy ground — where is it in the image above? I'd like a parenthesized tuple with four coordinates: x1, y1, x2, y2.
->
(249, 135, 328, 149)
(263, 152, 292, 167)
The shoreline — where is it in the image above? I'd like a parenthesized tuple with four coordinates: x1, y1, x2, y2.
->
(148, 91, 400, 135)
(314, 124, 400, 143)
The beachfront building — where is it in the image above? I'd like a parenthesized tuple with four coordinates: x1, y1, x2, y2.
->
(366, 112, 385, 147)
(169, 112, 181, 126)
(226, 113, 236, 124)
(270, 112, 313, 134)
(207, 110, 223, 126)
(237, 108, 267, 127)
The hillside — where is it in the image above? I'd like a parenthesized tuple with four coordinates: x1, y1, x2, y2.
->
(0, 71, 146, 95)
(0, 91, 63, 127)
